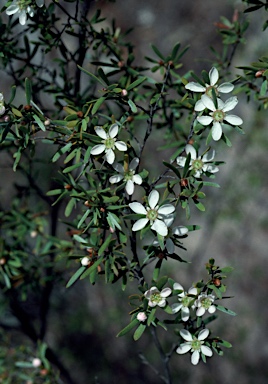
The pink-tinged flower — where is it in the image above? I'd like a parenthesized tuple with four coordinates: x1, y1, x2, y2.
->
(6, 0, 44, 25)
(109, 157, 142, 195)
(176, 144, 219, 178)
(195, 293, 216, 317)
(144, 286, 172, 308)
(81, 256, 91, 266)
(185, 67, 234, 100)
(137, 312, 147, 322)
(171, 283, 197, 321)
(90, 124, 127, 164)
(196, 94, 243, 141)
(32, 358, 42, 367)
(176, 328, 213, 365)
(129, 190, 175, 237)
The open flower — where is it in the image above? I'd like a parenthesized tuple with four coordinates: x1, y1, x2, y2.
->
(129, 190, 175, 237)
(196, 95, 243, 141)
(6, 0, 44, 25)
(176, 144, 219, 178)
(144, 286, 171, 307)
(109, 157, 142, 195)
(171, 283, 197, 321)
(0, 93, 5, 115)
(90, 124, 127, 164)
(176, 328, 213, 365)
(195, 293, 216, 317)
(185, 67, 234, 101)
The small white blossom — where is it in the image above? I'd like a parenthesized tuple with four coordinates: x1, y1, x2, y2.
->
(195, 293, 216, 317)
(6, 0, 44, 25)
(185, 67, 234, 105)
(90, 124, 127, 164)
(109, 157, 142, 195)
(176, 144, 219, 178)
(144, 286, 171, 308)
(0, 93, 5, 115)
(129, 190, 175, 237)
(32, 357, 42, 367)
(81, 256, 91, 266)
(196, 94, 243, 141)
(176, 328, 213, 365)
(171, 283, 197, 321)
(137, 312, 147, 322)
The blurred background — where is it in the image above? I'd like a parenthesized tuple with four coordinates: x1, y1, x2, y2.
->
(1, 0, 268, 383)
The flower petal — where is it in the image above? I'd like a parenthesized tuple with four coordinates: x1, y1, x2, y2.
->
(94, 126, 107, 139)
(196, 307, 206, 317)
(185, 82, 206, 92)
(129, 202, 147, 215)
(158, 204, 175, 215)
(176, 343, 192, 354)
(212, 122, 222, 141)
(197, 116, 214, 126)
(166, 238, 174, 254)
(201, 345, 213, 357)
(115, 141, 127, 151)
(203, 164, 219, 173)
(160, 287, 172, 298)
(171, 303, 182, 313)
(188, 287, 198, 295)
(218, 82, 234, 93)
(208, 305, 217, 314)
(132, 218, 149, 231)
(180, 329, 193, 342)
(90, 144, 105, 155)
(109, 174, 123, 184)
(133, 174, 142, 185)
(173, 282, 184, 291)
(113, 163, 124, 173)
(105, 148, 115, 164)
(198, 328, 209, 340)
(36, 0, 44, 7)
(6, 5, 19, 15)
(181, 307, 190, 322)
(191, 350, 200, 365)
(129, 157, 139, 170)
(202, 150, 215, 162)
(148, 190, 159, 209)
(224, 114, 243, 126)
(194, 99, 206, 112)
(209, 67, 219, 86)
(201, 94, 216, 111)
(222, 96, 238, 112)
(125, 180, 134, 195)
(185, 144, 197, 160)
(109, 123, 119, 138)
(172, 226, 188, 236)
(151, 219, 168, 236)
(19, 10, 27, 25)
(176, 156, 186, 167)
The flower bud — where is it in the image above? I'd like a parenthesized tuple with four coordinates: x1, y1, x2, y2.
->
(24, 105, 32, 111)
(121, 89, 128, 97)
(137, 312, 147, 322)
(81, 257, 91, 266)
(32, 358, 41, 368)
(255, 70, 265, 78)
(77, 111, 84, 118)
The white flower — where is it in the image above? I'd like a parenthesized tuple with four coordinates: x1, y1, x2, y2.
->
(185, 67, 234, 103)
(137, 312, 147, 322)
(81, 256, 91, 266)
(6, 0, 44, 25)
(171, 283, 197, 321)
(195, 293, 216, 317)
(90, 124, 127, 164)
(129, 190, 175, 237)
(196, 95, 243, 141)
(176, 328, 213, 365)
(176, 144, 219, 178)
(144, 286, 172, 308)
(109, 157, 142, 195)
(32, 357, 42, 367)
(0, 93, 5, 115)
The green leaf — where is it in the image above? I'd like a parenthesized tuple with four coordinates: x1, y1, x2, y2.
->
(126, 76, 147, 91)
(80, 255, 104, 279)
(151, 44, 165, 60)
(52, 142, 73, 162)
(156, 276, 168, 291)
(128, 99, 137, 113)
(133, 323, 146, 341)
(33, 114, 46, 131)
(77, 65, 106, 86)
(147, 307, 157, 326)
(215, 304, 236, 316)
(8, 85, 16, 104)
(98, 233, 112, 256)
(66, 266, 86, 288)
(63, 162, 83, 173)
(92, 96, 106, 115)
(25, 78, 32, 104)
(107, 211, 122, 231)
(98, 67, 110, 85)
(153, 259, 162, 281)
(116, 318, 139, 337)
(65, 198, 76, 217)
